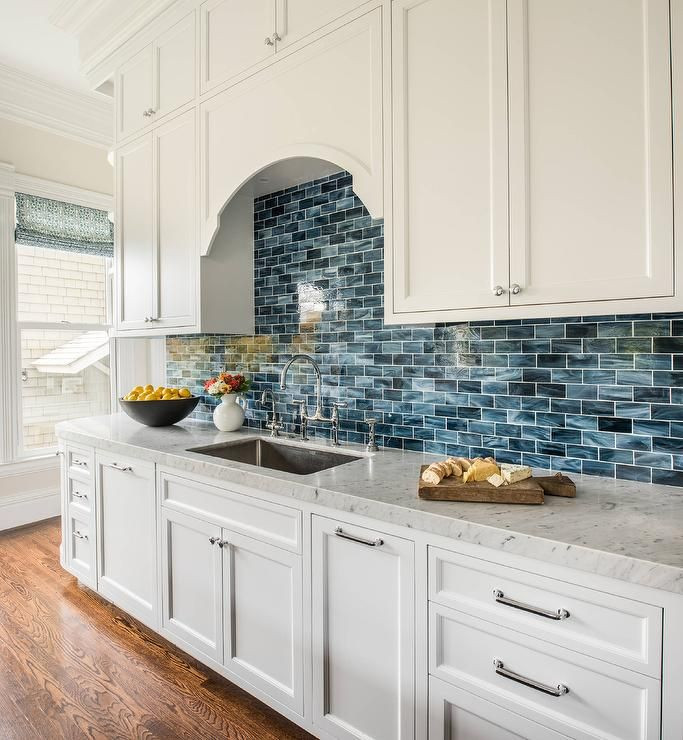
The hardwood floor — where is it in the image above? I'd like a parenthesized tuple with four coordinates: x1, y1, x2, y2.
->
(0, 518, 314, 740)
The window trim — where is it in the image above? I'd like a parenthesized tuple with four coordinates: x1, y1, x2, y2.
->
(0, 167, 113, 464)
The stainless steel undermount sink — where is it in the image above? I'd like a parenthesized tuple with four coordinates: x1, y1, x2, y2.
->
(187, 438, 362, 475)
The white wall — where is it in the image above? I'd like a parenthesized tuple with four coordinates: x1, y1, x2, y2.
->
(0, 117, 112, 530)
(0, 117, 112, 194)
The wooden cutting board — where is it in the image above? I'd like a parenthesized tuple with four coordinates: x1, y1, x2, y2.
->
(418, 465, 545, 504)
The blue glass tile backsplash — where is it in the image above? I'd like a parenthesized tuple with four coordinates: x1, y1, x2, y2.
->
(166, 171, 683, 487)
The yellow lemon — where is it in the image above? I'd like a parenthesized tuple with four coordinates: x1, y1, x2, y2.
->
(144, 384, 154, 393)
(179, 388, 191, 398)
(128, 392, 139, 401)
(133, 385, 144, 394)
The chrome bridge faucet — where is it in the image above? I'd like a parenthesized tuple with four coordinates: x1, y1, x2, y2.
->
(279, 354, 347, 445)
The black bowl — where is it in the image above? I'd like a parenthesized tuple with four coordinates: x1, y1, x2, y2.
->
(119, 396, 200, 427)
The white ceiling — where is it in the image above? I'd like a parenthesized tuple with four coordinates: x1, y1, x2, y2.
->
(0, 0, 93, 93)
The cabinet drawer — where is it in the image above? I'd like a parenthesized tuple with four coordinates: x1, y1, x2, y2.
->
(159, 471, 302, 553)
(67, 476, 92, 516)
(430, 604, 661, 740)
(429, 546, 662, 677)
(66, 445, 93, 479)
(429, 675, 568, 740)
(64, 511, 96, 589)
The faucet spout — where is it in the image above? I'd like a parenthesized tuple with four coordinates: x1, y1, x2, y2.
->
(279, 354, 325, 419)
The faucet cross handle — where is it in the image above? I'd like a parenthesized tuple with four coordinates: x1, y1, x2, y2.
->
(331, 400, 348, 421)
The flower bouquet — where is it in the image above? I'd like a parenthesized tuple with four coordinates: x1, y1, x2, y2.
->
(203, 372, 251, 431)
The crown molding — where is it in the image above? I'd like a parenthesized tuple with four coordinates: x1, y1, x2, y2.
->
(0, 63, 112, 149)
(77, 0, 179, 80)
(49, 0, 109, 34)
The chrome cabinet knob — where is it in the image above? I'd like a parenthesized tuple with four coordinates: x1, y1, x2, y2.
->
(264, 36, 274, 45)
(511, 283, 522, 295)
(272, 32, 282, 42)
(493, 285, 505, 297)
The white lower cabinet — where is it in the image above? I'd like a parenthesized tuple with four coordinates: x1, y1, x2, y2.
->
(222, 529, 303, 713)
(95, 452, 158, 627)
(59, 443, 676, 739)
(312, 515, 415, 740)
(160, 508, 223, 661)
(160, 504, 304, 715)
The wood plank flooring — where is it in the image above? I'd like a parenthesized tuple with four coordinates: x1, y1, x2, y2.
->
(0, 518, 314, 740)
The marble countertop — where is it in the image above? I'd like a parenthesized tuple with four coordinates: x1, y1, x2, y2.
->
(57, 414, 683, 596)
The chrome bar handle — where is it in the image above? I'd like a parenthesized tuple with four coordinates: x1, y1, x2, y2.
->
(72, 491, 88, 500)
(105, 462, 133, 472)
(334, 526, 383, 547)
(73, 530, 88, 541)
(493, 589, 570, 621)
(493, 659, 569, 697)
(72, 459, 88, 468)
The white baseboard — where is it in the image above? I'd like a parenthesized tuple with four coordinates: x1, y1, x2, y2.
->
(0, 488, 60, 531)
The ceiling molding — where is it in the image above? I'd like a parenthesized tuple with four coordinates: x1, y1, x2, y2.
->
(49, 0, 109, 35)
(0, 63, 112, 149)
(77, 0, 179, 79)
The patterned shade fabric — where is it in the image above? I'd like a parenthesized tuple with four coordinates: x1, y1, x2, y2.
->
(15, 193, 114, 257)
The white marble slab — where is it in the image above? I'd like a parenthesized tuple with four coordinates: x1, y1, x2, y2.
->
(57, 414, 683, 595)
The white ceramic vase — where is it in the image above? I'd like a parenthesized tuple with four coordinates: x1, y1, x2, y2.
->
(213, 393, 246, 432)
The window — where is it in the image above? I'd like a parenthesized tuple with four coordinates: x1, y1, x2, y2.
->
(14, 193, 115, 456)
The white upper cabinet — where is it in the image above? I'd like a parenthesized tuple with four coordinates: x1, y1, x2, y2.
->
(116, 12, 195, 142)
(200, 0, 365, 93)
(117, 46, 154, 142)
(155, 110, 197, 329)
(201, 0, 275, 93)
(116, 134, 154, 331)
(115, 110, 197, 333)
(275, 0, 364, 50)
(507, 0, 674, 307)
(390, 0, 509, 315)
(155, 14, 196, 120)
(387, 0, 679, 323)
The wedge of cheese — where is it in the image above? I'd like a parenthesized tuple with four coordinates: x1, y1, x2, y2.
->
(463, 459, 500, 482)
(500, 463, 532, 485)
(487, 473, 505, 488)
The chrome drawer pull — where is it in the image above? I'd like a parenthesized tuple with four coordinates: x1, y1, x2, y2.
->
(105, 463, 133, 472)
(494, 659, 569, 697)
(493, 589, 569, 621)
(73, 530, 88, 541)
(72, 459, 88, 468)
(334, 526, 383, 547)
(72, 491, 88, 500)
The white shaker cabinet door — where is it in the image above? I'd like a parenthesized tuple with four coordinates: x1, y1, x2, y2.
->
(391, 0, 509, 315)
(96, 453, 157, 628)
(222, 530, 304, 715)
(312, 516, 415, 740)
(200, 0, 275, 93)
(116, 134, 154, 330)
(160, 508, 223, 663)
(155, 110, 197, 330)
(275, 0, 363, 49)
(117, 46, 154, 142)
(155, 13, 196, 120)
(507, 0, 674, 306)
